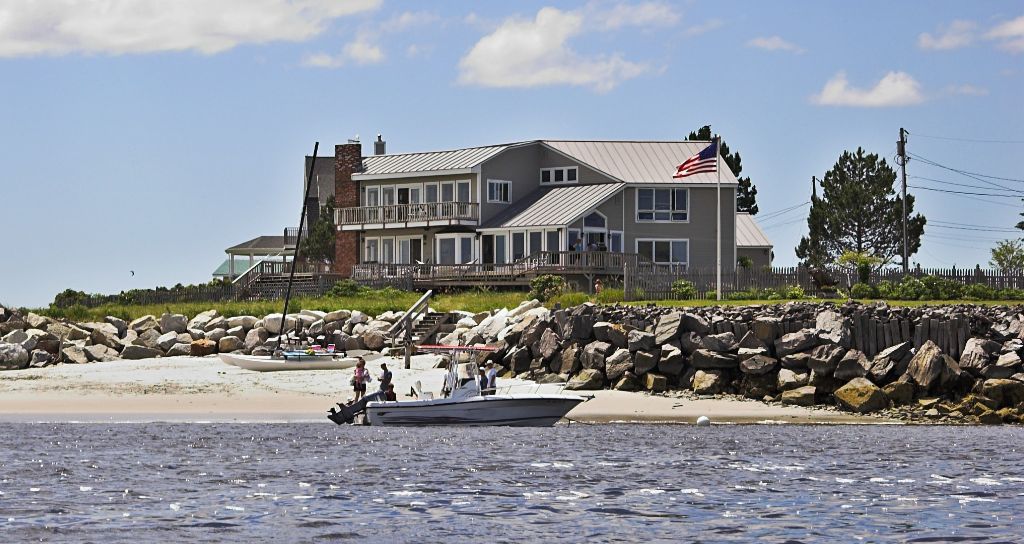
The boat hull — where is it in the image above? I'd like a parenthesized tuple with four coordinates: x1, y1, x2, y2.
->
(364, 395, 585, 426)
(218, 353, 358, 372)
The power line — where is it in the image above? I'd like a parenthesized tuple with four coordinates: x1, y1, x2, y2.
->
(757, 201, 810, 221)
(761, 216, 806, 230)
(911, 175, 1024, 195)
(931, 219, 1021, 230)
(908, 152, 1024, 184)
(930, 224, 1020, 233)
(908, 184, 1023, 198)
(909, 133, 1024, 145)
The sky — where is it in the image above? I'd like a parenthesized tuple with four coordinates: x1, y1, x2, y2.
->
(1, 0, 1022, 308)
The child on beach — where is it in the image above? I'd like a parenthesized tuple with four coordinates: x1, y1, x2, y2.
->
(351, 358, 370, 401)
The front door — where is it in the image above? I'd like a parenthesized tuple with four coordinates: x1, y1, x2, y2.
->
(481, 235, 495, 264)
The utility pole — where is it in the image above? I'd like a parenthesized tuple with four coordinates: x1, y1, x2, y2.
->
(897, 128, 909, 274)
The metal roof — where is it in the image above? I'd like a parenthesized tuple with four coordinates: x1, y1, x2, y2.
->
(736, 212, 772, 247)
(225, 235, 287, 253)
(481, 183, 624, 229)
(357, 144, 510, 176)
(542, 140, 739, 185)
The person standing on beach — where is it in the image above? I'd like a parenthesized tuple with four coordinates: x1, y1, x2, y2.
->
(352, 358, 370, 402)
(378, 362, 392, 392)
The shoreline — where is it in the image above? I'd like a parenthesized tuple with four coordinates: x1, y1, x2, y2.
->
(0, 355, 888, 425)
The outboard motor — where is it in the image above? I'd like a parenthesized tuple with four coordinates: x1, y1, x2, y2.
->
(328, 391, 385, 425)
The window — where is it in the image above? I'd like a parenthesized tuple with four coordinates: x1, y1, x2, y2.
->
(512, 232, 526, 260)
(487, 180, 510, 203)
(364, 238, 379, 262)
(441, 182, 455, 202)
(529, 231, 543, 254)
(457, 180, 471, 202)
(495, 234, 507, 264)
(637, 188, 688, 222)
(381, 186, 395, 206)
(636, 239, 688, 265)
(364, 186, 380, 206)
(540, 167, 578, 184)
(583, 211, 606, 229)
(424, 183, 439, 203)
(436, 234, 475, 264)
(546, 230, 559, 253)
(609, 231, 623, 253)
(380, 237, 395, 264)
(397, 186, 421, 205)
(567, 229, 581, 250)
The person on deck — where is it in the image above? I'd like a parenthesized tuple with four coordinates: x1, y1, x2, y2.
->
(378, 362, 393, 392)
(351, 358, 370, 402)
(485, 363, 498, 396)
(384, 383, 397, 402)
(478, 367, 489, 396)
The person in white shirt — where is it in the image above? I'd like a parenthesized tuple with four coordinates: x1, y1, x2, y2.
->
(485, 363, 498, 396)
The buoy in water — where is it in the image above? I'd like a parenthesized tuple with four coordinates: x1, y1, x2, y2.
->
(696, 416, 711, 427)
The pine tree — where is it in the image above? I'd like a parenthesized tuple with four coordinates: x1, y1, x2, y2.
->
(300, 200, 336, 263)
(795, 148, 926, 268)
(686, 126, 758, 214)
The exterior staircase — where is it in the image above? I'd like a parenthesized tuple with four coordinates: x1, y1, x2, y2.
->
(409, 311, 454, 345)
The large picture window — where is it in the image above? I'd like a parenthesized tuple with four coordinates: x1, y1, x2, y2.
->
(436, 234, 475, 264)
(637, 188, 688, 222)
(636, 239, 688, 265)
(487, 180, 510, 203)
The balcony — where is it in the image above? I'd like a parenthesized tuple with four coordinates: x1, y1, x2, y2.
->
(335, 202, 479, 230)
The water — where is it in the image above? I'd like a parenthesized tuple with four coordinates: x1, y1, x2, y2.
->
(1, 423, 1022, 542)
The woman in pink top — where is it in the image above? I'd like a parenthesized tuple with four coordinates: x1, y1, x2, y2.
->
(352, 358, 370, 401)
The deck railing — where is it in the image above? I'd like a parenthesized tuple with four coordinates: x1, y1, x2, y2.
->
(335, 202, 479, 225)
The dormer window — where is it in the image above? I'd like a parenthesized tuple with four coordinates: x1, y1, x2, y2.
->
(540, 166, 578, 184)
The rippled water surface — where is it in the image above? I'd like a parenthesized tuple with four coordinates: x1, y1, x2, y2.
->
(1, 423, 1023, 542)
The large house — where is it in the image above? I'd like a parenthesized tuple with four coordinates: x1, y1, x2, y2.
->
(326, 136, 772, 277)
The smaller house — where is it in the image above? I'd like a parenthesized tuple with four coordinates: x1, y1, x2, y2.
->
(736, 213, 773, 268)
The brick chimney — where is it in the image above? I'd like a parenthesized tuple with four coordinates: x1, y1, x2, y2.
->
(333, 142, 362, 277)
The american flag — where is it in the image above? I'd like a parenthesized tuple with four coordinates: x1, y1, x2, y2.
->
(673, 142, 718, 178)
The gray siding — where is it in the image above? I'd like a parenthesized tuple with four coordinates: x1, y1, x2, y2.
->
(624, 185, 736, 270)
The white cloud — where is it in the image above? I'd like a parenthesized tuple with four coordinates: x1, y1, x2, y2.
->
(812, 71, 925, 107)
(380, 11, 440, 33)
(589, 1, 680, 29)
(683, 19, 722, 37)
(458, 5, 667, 92)
(0, 0, 380, 57)
(302, 33, 383, 67)
(945, 84, 989, 96)
(918, 20, 976, 50)
(987, 15, 1024, 53)
(747, 36, 804, 53)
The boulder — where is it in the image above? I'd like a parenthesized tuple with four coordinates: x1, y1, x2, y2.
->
(60, 345, 89, 365)
(558, 343, 581, 375)
(654, 312, 683, 344)
(741, 372, 777, 399)
(25, 312, 51, 330)
(121, 345, 162, 360)
(701, 332, 737, 353)
(506, 346, 532, 374)
(781, 385, 817, 407)
(104, 316, 128, 337)
(0, 318, 26, 335)
(84, 344, 118, 362)
(166, 343, 193, 357)
(905, 340, 944, 390)
(156, 332, 182, 352)
(218, 336, 244, 353)
(129, 315, 159, 333)
(30, 350, 52, 367)
(227, 316, 259, 330)
(135, 328, 162, 349)
(633, 350, 659, 375)
(362, 330, 387, 351)
(0, 343, 30, 370)
(592, 321, 612, 342)
(244, 327, 269, 351)
(187, 328, 206, 340)
(159, 313, 188, 334)
(834, 350, 870, 381)
(780, 353, 811, 371)
(692, 369, 726, 395)
(604, 348, 634, 381)
(808, 370, 844, 393)
(226, 326, 246, 340)
(678, 331, 702, 355)
(534, 329, 560, 361)
(680, 313, 711, 335)
(807, 344, 845, 375)
(960, 338, 1000, 374)
(205, 328, 227, 344)
(751, 317, 782, 346)
(980, 379, 1024, 409)
(834, 377, 889, 413)
(190, 339, 217, 357)
(691, 349, 737, 370)
(614, 372, 643, 392)
(90, 327, 121, 351)
(581, 341, 612, 370)
(740, 354, 778, 375)
(996, 351, 1022, 370)
(775, 329, 819, 357)
(737, 331, 767, 351)
(815, 310, 850, 347)
(657, 345, 685, 376)
(627, 329, 656, 352)
(187, 310, 219, 331)
(883, 381, 915, 406)
(644, 372, 668, 392)
(777, 368, 809, 391)
(564, 305, 595, 341)
(737, 347, 768, 361)
(323, 309, 351, 323)
(566, 368, 605, 390)
(2, 329, 27, 345)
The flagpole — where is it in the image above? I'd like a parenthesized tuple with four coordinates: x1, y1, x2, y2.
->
(715, 136, 722, 301)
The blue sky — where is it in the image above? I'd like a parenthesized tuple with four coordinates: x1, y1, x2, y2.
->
(1, 0, 1022, 308)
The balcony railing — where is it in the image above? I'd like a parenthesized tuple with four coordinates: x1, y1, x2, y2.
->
(335, 202, 479, 226)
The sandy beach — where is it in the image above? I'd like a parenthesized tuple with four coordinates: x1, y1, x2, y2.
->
(0, 355, 882, 424)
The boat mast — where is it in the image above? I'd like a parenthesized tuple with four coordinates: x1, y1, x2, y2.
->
(280, 141, 320, 347)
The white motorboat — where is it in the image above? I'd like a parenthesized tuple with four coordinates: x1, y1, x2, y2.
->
(218, 351, 377, 372)
(328, 348, 587, 426)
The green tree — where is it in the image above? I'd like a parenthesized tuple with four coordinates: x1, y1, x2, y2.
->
(299, 200, 336, 263)
(687, 126, 758, 214)
(990, 239, 1024, 270)
(795, 148, 926, 268)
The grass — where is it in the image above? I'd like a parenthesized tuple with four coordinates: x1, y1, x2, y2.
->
(33, 290, 1024, 322)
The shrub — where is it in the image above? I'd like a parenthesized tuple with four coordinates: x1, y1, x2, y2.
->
(737, 256, 753, 269)
(849, 283, 876, 299)
(529, 275, 567, 302)
(876, 280, 898, 299)
(997, 288, 1024, 300)
(328, 279, 368, 297)
(964, 283, 996, 300)
(596, 288, 625, 304)
(896, 277, 928, 300)
(670, 280, 698, 300)
(777, 285, 805, 299)
(921, 275, 964, 300)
